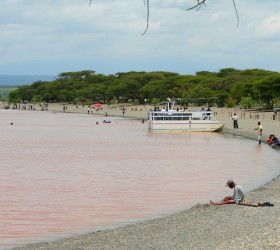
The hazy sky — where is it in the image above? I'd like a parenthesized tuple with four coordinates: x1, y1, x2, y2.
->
(0, 0, 279, 76)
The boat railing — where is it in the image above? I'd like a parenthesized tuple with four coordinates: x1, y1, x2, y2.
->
(148, 110, 218, 121)
(148, 110, 213, 116)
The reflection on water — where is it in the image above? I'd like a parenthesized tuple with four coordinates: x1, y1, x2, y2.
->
(0, 110, 279, 249)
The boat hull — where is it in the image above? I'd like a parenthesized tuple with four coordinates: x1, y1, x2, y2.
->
(148, 121, 224, 132)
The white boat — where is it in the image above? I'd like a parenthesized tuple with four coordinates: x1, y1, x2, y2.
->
(147, 102, 224, 132)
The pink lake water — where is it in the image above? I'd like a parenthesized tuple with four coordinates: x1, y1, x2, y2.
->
(0, 109, 279, 249)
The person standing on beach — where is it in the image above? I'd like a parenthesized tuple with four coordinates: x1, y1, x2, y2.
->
(232, 113, 238, 129)
(254, 121, 263, 144)
(223, 180, 245, 205)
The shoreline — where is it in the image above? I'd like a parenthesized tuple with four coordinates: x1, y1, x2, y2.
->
(9, 104, 280, 249)
(6, 102, 280, 139)
(12, 177, 280, 250)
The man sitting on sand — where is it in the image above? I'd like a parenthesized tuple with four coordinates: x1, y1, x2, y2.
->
(223, 180, 245, 205)
(212, 180, 274, 207)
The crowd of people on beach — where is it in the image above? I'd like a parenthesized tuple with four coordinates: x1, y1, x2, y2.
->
(231, 113, 279, 149)
(252, 120, 279, 149)
(254, 120, 280, 149)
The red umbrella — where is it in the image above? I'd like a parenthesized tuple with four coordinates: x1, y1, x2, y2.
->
(93, 103, 102, 107)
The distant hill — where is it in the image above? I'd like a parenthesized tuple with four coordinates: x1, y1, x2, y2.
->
(0, 75, 56, 86)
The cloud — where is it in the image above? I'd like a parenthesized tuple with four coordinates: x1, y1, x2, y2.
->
(0, 0, 279, 75)
(251, 15, 280, 40)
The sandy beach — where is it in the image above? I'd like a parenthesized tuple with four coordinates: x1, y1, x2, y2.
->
(10, 103, 280, 250)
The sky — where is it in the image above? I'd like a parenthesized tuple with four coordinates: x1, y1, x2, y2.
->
(0, 0, 279, 76)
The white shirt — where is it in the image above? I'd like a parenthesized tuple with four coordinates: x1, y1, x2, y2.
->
(233, 184, 245, 204)
(232, 115, 238, 121)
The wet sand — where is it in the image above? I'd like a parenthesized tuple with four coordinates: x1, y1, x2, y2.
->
(10, 103, 280, 249)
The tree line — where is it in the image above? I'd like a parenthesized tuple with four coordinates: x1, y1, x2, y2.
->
(8, 68, 280, 109)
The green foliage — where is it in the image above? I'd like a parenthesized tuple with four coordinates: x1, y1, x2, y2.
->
(240, 96, 255, 109)
(226, 97, 235, 108)
(217, 68, 240, 77)
(132, 101, 140, 106)
(150, 98, 161, 105)
(0, 86, 16, 101)
(186, 85, 214, 99)
(178, 98, 189, 107)
(7, 69, 280, 109)
(253, 74, 280, 108)
(215, 92, 228, 107)
(8, 90, 21, 104)
(0, 93, 5, 102)
(58, 70, 95, 80)
(31, 95, 42, 103)
(110, 98, 118, 106)
(273, 98, 280, 107)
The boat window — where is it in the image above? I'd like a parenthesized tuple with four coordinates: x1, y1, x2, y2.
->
(150, 111, 212, 122)
(152, 116, 192, 121)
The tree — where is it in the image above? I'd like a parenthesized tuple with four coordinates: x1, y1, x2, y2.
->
(231, 82, 254, 103)
(58, 70, 95, 81)
(240, 96, 255, 109)
(8, 90, 21, 104)
(254, 75, 280, 108)
(8, 69, 279, 108)
(106, 85, 122, 102)
(185, 85, 215, 106)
